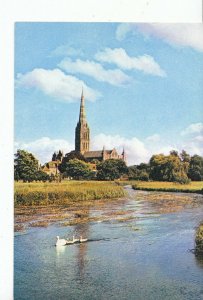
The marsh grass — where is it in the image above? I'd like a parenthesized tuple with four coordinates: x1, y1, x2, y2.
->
(126, 181, 203, 194)
(29, 221, 50, 227)
(195, 222, 203, 255)
(15, 181, 125, 206)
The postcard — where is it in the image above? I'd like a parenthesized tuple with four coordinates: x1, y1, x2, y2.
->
(1, 1, 203, 299)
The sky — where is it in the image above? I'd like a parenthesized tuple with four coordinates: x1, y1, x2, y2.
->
(15, 22, 203, 165)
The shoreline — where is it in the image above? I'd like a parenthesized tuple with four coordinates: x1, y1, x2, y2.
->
(132, 186, 203, 195)
(116, 180, 203, 195)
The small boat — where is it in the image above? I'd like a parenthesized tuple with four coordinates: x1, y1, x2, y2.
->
(56, 236, 67, 246)
(79, 236, 88, 243)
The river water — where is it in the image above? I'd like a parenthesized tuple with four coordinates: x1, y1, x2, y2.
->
(15, 188, 203, 300)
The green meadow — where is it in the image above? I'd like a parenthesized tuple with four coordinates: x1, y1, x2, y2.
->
(14, 181, 125, 206)
(129, 181, 203, 194)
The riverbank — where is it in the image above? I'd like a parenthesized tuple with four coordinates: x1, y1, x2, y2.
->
(14, 181, 125, 206)
(195, 222, 203, 255)
(117, 181, 203, 194)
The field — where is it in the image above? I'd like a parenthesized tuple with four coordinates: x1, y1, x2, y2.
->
(14, 180, 125, 206)
(126, 181, 203, 194)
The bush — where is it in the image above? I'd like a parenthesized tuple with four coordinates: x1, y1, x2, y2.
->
(195, 222, 203, 255)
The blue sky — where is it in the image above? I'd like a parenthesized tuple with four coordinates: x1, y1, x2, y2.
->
(15, 23, 203, 165)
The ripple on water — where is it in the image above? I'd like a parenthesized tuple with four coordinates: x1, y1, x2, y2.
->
(15, 190, 203, 300)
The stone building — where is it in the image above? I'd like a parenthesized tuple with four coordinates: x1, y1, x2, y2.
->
(41, 150, 63, 176)
(42, 90, 126, 176)
(75, 90, 126, 163)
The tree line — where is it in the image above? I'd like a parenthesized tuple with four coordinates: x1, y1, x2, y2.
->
(129, 150, 203, 183)
(14, 149, 203, 183)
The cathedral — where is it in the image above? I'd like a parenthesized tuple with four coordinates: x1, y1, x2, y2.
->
(75, 90, 126, 163)
(42, 90, 126, 176)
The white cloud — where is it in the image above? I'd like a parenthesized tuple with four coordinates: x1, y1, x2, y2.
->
(145, 134, 160, 143)
(16, 68, 101, 102)
(92, 133, 149, 165)
(180, 123, 203, 156)
(58, 58, 131, 86)
(49, 45, 83, 57)
(14, 137, 73, 164)
(116, 23, 203, 52)
(181, 122, 203, 136)
(95, 48, 166, 77)
(182, 137, 203, 157)
(15, 123, 203, 166)
(92, 131, 203, 165)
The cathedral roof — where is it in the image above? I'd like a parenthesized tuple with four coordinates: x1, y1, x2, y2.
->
(84, 151, 103, 158)
(84, 149, 116, 159)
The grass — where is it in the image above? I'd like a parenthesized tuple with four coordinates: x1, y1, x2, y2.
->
(14, 180, 125, 206)
(117, 181, 203, 194)
(195, 222, 203, 255)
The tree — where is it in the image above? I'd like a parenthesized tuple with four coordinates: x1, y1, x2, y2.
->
(180, 150, 191, 175)
(149, 152, 189, 183)
(58, 151, 86, 174)
(170, 150, 179, 157)
(180, 150, 191, 163)
(163, 154, 189, 183)
(149, 154, 168, 181)
(188, 155, 203, 181)
(63, 159, 93, 180)
(35, 170, 50, 182)
(97, 159, 128, 181)
(14, 149, 39, 182)
(128, 163, 150, 181)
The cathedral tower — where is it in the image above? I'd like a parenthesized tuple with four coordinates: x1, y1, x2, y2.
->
(75, 90, 90, 154)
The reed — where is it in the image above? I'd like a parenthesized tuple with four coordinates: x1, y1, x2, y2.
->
(195, 222, 203, 255)
(14, 181, 125, 206)
(118, 181, 203, 194)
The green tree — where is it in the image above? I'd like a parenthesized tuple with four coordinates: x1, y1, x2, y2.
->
(14, 149, 39, 182)
(149, 154, 168, 181)
(180, 150, 191, 163)
(128, 163, 150, 181)
(149, 152, 189, 183)
(188, 155, 203, 181)
(180, 150, 191, 175)
(35, 170, 50, 182)
(163, 154, 189, 183)
(64, 159, 93, 180)
(58, 151, 86, 174)
(97, 159, 128, 181)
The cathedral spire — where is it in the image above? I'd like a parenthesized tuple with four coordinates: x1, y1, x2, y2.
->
(75, 89, 90, 154)
(79, 88, 86, 124)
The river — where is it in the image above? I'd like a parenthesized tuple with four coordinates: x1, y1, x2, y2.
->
(14, 187, 203, 300)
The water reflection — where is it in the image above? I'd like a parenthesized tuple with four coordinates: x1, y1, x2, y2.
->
(74, 210, 90, 279)
(55, 244, 66, 256)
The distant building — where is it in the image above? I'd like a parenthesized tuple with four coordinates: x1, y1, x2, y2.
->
(42, 90, 126, 176)
(41, 150, 63, 176)
(75, 90, 126, 163)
